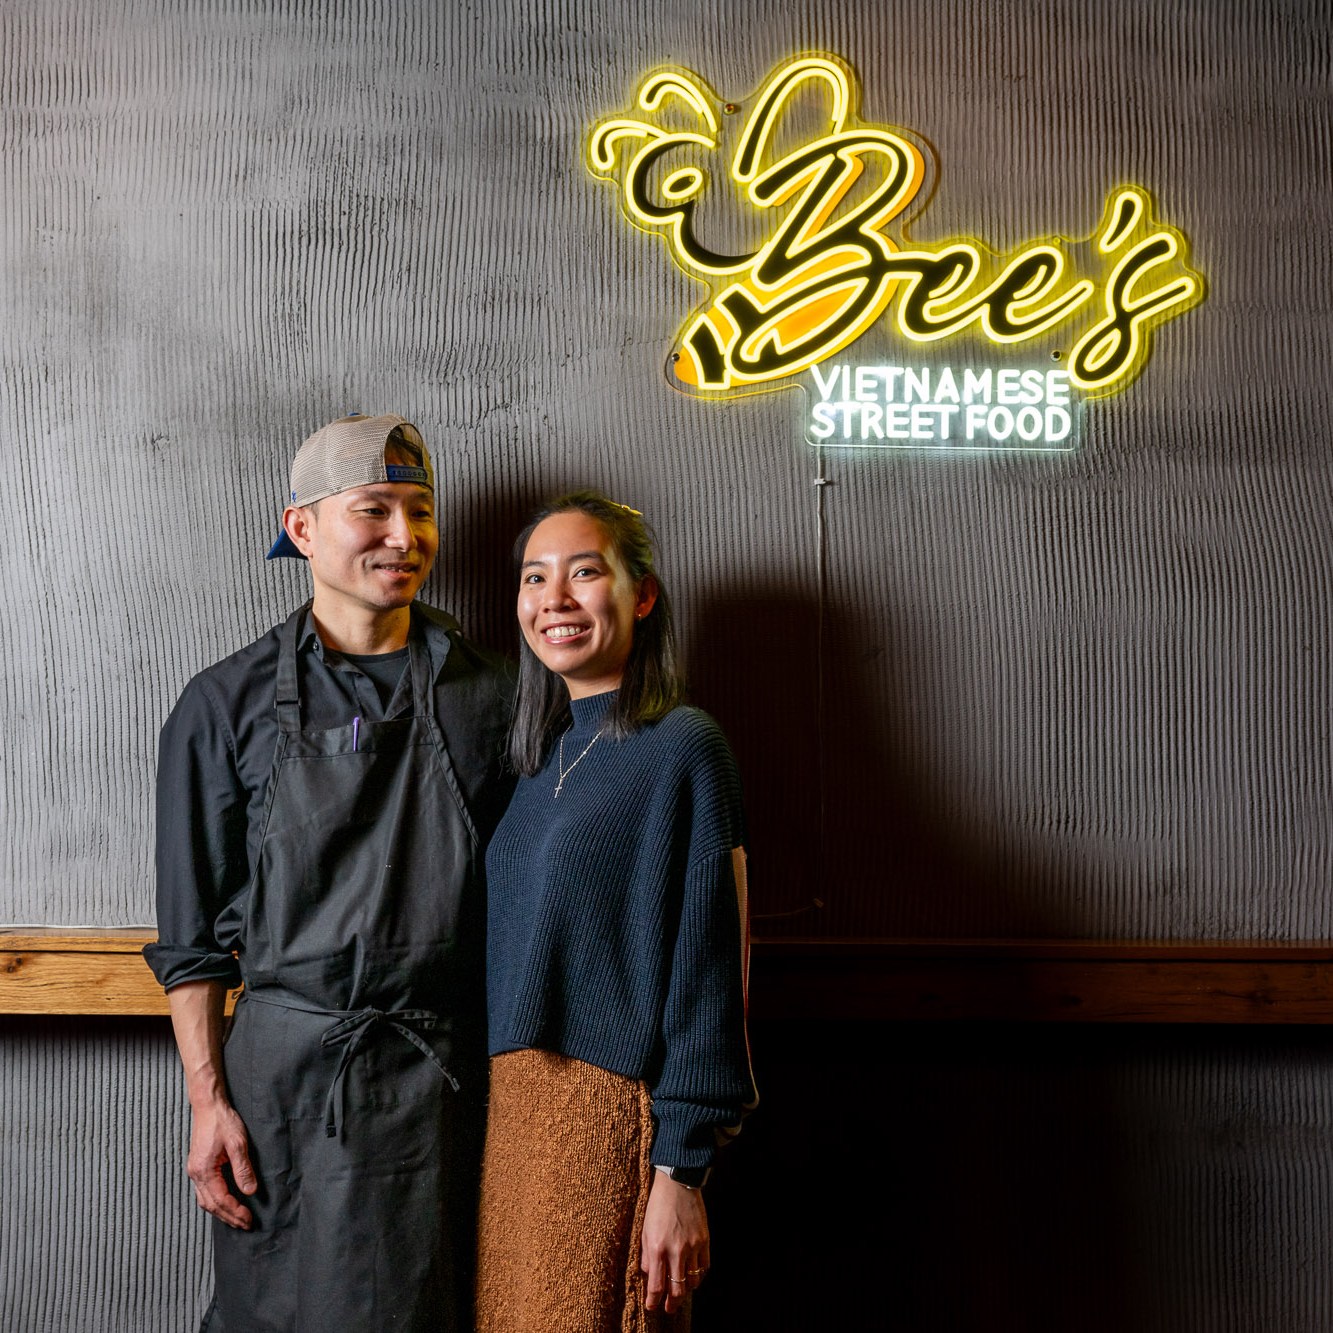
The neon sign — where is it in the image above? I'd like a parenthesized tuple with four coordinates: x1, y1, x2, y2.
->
(809, 364, 1076, 450)
(587, 55, 1205, 404)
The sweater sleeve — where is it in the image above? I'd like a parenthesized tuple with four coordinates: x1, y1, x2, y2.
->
(648, 724, 758, 1169)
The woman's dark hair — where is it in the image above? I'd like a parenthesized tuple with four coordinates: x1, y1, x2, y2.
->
(509, 490, 683, 775)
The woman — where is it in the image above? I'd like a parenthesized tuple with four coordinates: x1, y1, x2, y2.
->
(476, 491, 756, 1332)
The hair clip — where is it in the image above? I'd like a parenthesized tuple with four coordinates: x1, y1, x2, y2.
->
(614, 502, 643, 516)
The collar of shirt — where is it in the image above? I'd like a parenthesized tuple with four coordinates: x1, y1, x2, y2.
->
(294, 601, 460, 680)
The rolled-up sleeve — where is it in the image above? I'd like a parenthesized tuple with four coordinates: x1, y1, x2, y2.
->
(143, 678, 249, 991)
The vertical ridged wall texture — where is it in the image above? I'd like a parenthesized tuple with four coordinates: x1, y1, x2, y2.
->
(2, 2, 1333, 938)
(1, 1020, 210, 1331)
(3, 0, 1327, 939)
(2, 0, 1331, 1328)
(7, 1018, 1333, 1332)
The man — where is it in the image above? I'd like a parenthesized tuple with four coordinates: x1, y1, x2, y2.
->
(145, 413, 512, 1332)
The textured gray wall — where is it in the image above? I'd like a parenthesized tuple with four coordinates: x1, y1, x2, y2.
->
(2, 0, 1330, 1328)
(2, 1020, 209, 1331)
(4, 0, 1328, 938)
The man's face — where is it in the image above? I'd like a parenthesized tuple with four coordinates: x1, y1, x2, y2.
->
(288, 482, 438, 620)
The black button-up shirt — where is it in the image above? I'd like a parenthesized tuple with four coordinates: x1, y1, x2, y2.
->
(145, 602, 514, 991)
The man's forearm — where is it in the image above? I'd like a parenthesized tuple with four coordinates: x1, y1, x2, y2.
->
(167, 978, 257, 1227)
(167, 979, 231, 1107)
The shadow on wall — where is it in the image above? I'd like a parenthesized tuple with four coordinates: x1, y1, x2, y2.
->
(696, 1019, 1147, 1333)
(699, 1022, 1333, 1333)
(686, 587, 1076, 938)
(685, 591, 1147, 1328)
(427, 482, 544, 656)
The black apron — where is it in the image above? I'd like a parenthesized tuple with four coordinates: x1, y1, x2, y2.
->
(205, 609, 482, 1333)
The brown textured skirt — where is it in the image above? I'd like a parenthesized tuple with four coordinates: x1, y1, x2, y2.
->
(475, 1049, 676, 1333)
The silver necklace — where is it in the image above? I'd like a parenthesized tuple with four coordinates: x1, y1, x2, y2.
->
(554, 727, 604, 798)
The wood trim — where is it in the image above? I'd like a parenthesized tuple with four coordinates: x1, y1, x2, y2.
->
(752, 938, 1333, 962)
(3, 929, 1332, 1022)
(0, 930, 236, 1017)
(749, 938, 1333, 1024)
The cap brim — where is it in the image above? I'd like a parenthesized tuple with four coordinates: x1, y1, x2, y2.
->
(266, 529, 305, 560)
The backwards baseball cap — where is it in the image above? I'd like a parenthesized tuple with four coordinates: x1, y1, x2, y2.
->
(266, 413, 434, 559)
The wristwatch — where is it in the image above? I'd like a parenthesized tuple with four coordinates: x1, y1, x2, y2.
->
(657, 1164, 710, 1189)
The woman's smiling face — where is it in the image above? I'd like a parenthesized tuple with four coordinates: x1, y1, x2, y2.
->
(518, 510, 657, 698)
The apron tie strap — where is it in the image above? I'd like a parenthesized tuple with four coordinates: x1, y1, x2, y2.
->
(319, 1006, 460, 1139)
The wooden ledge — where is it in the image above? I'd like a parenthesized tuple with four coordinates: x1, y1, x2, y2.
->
(750, 937, 1333, 1023)
(2, 929, 169, 1015)
(0, 929, 239, 1017)
(3, 930, 1333, 1022)
(752, 938, 1333, 962)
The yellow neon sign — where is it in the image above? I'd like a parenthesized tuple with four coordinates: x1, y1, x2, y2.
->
(587, 55, 1205, 397)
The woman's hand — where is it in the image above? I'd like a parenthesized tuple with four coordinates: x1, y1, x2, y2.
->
(641, 1170, 710, 1313)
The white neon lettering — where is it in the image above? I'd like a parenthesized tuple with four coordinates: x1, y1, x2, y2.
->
(963, 369, 991, 403)
(903, 367, 929, 402)
(806, 361, 1077, 451)
(1019, 369, 1045, 404)
(1016, 407, 1044, 440)
(810, 363, 842, 402)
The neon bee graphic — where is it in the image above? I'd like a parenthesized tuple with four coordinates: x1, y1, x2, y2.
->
(587, 55, 1205, 399)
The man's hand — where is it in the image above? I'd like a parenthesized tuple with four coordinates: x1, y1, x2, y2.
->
(641, 1170, 710, 1314)
(186, 1096, 256, 1229)
(166, 980, 257, 1231)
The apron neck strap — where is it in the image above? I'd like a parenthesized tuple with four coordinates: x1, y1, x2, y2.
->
(406, 626, 436, 719)
(275, 605, 309, 734)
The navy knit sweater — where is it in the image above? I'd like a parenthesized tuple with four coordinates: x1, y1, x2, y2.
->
(485, 691, 756, 1170)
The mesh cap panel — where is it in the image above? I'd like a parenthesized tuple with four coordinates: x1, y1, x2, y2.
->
(287, 414, 432, 505)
